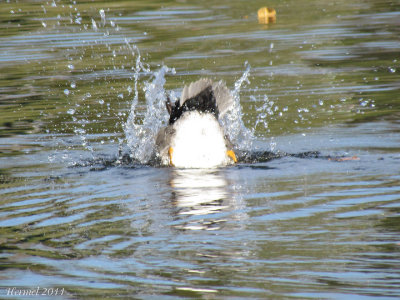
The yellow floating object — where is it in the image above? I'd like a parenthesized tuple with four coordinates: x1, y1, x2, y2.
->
(257, 7, 276, 24)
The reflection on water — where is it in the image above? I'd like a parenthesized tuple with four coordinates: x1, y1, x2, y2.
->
(169, 169, 231, 230)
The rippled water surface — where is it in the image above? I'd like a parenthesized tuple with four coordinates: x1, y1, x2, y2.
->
(1, 0, 400, 298)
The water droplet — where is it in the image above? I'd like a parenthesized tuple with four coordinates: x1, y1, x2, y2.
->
(388, 67, 396, 73)
(67, 64, 74, 70)
(319, 100, 324, 106)
(74, 128, 86, 135)
(98, 99, 104, 105)
(298, 108, 309, 113)
(118, 93, 124, 99)
(99, 9, 106, 26)
(64, 89, 70, 95)
(41, 21, 47, 28)
(91, 18, 98, 31)
(67, 108, 75, 115)
(70, 82, 76, 88)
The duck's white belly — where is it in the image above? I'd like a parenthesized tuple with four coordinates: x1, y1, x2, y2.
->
(171, 111, 229, 168)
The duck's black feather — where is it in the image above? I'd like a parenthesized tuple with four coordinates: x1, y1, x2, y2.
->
(168, 85, 219, 124)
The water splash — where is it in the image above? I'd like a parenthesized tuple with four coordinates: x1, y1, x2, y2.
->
(254, 95, 274, 132)
(124, 61, 255, 165)
(124, 65, 175, 163)
(123, 39, 162, 164)
(50, 5, 256, 166)
(221, 61, 254, 152)
(99, 9, 106, 27)
(91, 19, 98, 31)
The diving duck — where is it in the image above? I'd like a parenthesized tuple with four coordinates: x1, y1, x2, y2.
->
(155, 78, 237, 168)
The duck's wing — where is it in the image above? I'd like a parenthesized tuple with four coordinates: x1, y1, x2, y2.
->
(180, 78, 213, 106)
(155, 126, 175, 158)
(211, 80, 234, 117)
(169, 84, 218, 124)
(180, 78, 234, 117)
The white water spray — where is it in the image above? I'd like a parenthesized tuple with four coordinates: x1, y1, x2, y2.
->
(124, 61, 255, 164)
(49, 5, 255, 166)
(221, 61, 254, 151)
(124, 61, 175, 163)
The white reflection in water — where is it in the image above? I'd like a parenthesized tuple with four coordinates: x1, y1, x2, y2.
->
(169, 169, 242, 230)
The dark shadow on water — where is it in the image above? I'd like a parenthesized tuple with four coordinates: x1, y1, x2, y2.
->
(68, 149, 352, 171)
(237, 150, 321, 163)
